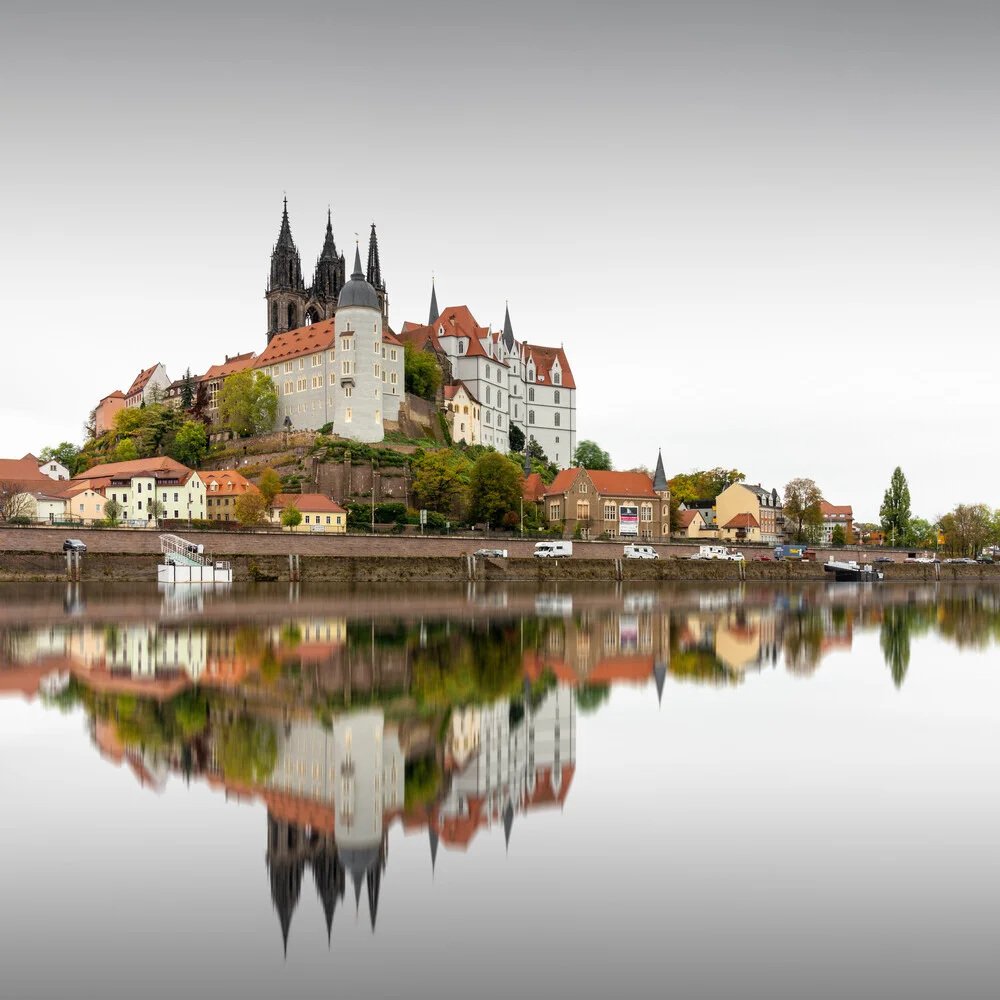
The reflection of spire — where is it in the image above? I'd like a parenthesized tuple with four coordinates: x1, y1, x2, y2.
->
(366, 864, 382, 932)
(653, 660, 667, 705)
(269, 858, 303, 958)
(503, 800, 514, 852)
(429, 825, 439, 873)
(312, 847, 345, 946)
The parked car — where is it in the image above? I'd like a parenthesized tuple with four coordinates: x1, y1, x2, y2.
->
(755, 555, 772, 562)
(474, 548, 508, 558)
(63, 539, 87, 552)
(874, 556, 893, 563)
(978, 557, 994, 564)
(623, 545, 658, 560)
(533, 541, 573, 558)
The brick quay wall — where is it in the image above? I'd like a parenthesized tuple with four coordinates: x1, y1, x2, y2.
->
(1, 529, 998, 584)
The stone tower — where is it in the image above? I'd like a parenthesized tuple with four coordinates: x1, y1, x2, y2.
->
(265, 198, 308, 343)
(333, 245, 386, 443)
(365, 223, 389, 326)
(306, 209, 346, 325)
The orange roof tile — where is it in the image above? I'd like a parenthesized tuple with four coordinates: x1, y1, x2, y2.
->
(525, 344, 575, 388)
(721, 512, 760, 529)
(523, 472, 546, 503)
(820, 501, 853, 517)
(544, 468, 656, 499)
(126, 364, 161, 399)
(253, 318, 337, 368)
(199, 352, 257, 381)
(271, 493, 345, 514)
(202, 469, 257, 494)
(74, 456, 194, 482)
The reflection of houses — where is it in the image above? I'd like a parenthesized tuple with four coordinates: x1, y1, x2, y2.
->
(435, 686, 576, 853)
(713, 608, 782, 673)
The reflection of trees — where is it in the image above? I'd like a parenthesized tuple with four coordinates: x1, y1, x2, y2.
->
(783, 611, 825, 676)
(669, 649, 734, 685)
(220, 716, 278, 785)
(937, 595, 1000, 650)
(404, 755, 441, 811)
(576, 684, 611, 714)
(880, 606, 912, 689)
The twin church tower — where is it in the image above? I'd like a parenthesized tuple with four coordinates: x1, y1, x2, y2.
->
(265, 199, 389, 342)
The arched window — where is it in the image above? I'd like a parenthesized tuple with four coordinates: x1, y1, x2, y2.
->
(554, 413, 560, 427)
(286, 303, 297, 330)
(486, 364, 491, 379)
(528, 410, 535, 424)
(271, 303, 278, 330)
(305, 307, 320, 325)
(554, 390, 560, 405)
(486, 387, 491, 404)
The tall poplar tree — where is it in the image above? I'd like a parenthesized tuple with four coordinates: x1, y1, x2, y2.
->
(879, 467, 911, 546)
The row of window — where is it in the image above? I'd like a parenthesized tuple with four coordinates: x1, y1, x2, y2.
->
(526, 411, 561, 426)
(265, 345, 398, 378)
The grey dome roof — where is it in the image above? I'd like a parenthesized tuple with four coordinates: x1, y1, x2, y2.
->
(338, 246, 380, 310)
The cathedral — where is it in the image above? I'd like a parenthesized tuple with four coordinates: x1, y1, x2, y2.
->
(265, 198, 389, 342)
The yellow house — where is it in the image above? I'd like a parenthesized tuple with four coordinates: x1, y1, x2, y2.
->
(443, 382, 481, 446)
(674, 508, 716, 539)
(62, 485, 106, 524)
(270, 493, 347, 533)
(715, 482, 783, 545)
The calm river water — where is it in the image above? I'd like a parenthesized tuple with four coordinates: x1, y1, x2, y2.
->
(1, 581, 999, 999)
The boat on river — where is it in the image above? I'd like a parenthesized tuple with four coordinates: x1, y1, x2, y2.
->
(824, 559, 883, 582)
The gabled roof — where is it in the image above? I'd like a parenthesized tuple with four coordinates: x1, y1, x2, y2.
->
(126, 364, 162, 399)
(722, 512, 760, 529)
(99, 390, 125, 403)
(677, 510, 702, 528)
(382, 328, 402, 346)
(524, 344, 575, 388)
(202, 470, 258, 494)
(400, 305, 507, 365)
(523, 473, 546, 503)
(0, 456, 51, 482)
(543, 468, 657, 499)
(271, 493, 345, 514)
(73, 456, 194, 482)
(819, 501, 853, 517)
(254, 319, 337, 368)
(443, 381, 479, 405)
(200, 352, 257, 381)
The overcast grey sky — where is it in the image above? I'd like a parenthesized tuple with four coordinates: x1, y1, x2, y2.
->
(1, 1, 997, 520)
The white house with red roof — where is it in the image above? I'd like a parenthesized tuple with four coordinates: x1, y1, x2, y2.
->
(123, 363, 171, 409)
(400, 290, 577, 464)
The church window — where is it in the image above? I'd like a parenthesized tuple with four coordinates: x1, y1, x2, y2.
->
(554, 391, 560, 405)
(497, 415, 503, 428)
(497, 392, 502, 408)
(271, 303, 278, 330)
(486, 365, 491, 379)
(485, 411, 491, 424)
(528, 410, 535, 424)
(528, 388, 535, 402)
(486, 387, 491, 404)
(554, 413, 561, 427)
(287, 303, 296, 329)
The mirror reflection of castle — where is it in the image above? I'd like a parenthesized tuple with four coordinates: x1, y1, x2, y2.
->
(6, 585, 1000, 949)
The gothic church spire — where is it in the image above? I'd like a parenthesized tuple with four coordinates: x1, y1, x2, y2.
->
(428, 278, 440, 326)
(269, 197, 304, 291)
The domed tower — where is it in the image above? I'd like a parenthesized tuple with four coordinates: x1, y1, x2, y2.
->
(307, 209, 346, 324)
(333, 245, 385, 443)
(265, 198, 308, 343)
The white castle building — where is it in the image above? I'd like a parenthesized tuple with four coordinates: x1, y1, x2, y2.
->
(400, 285, 577, 467)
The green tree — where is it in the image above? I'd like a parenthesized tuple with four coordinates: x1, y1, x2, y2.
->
(879, 467, 911, 547)
(180, 368, 195, 410)
(831, 524, 847, 547)
(39, 442, 81, 475)
(668, 468, 746, 531)
(171, 420, 208, 467)
(280, 503, 302, 528)
(234, 490, 268, 525)
(411, 449, 472, 515)
(258, 468, 283, 505)
(146, 498, 166, 522)
(103, 497, 122, 526)
(576, 683, 611, 714)
(404, 342, 442, 400)
(904, 517, 935, 549)
(220, 716, 277, 785)
(114, 406, 145, 436)
(114, 438, 139, 463)
(509, 423, 525, 453)
(573, 440, 611, 470)
(940, 503, 993, 557)
(468, 452, 523, 527)
(218, 370, 279, 437)
(783, 477, 824, 543)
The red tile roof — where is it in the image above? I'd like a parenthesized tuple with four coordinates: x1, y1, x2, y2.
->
(202, 470, 257, 494)
(0, 456, 51, 483)
(677, 510, 699, 528)
(271, 493, 345, 514)
(525, 344, 575, 389)
(126, 364, 162, 399)
(73, 456, 194, 482)
(523, 472, 546, 503)
(722, 512, 760, 529)
(253, 319, 337, 368)
(545, 468, 657, 499)
(200, 352, 257, 381)
(400, 305, 507, 364)
(819, 501, 853, 518)
(99, 390, 125, 403)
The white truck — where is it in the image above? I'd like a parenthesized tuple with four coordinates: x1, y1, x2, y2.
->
(534, 541, 573, 558)
(690, 545, 745, 562)
(623, 544, 659, 560)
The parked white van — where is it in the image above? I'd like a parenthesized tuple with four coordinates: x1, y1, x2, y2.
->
(534, 541, 573, 558)
(623, 544, 658, 560)
(691, 545, 744, 561)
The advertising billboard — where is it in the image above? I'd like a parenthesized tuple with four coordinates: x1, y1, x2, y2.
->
(619, 504, 639, 536)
